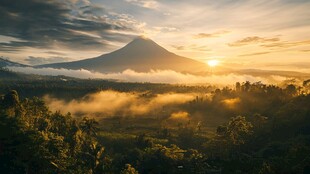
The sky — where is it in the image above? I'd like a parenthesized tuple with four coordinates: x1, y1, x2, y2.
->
(0, 0, 310, 72)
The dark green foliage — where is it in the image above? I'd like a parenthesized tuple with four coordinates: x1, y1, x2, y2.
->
(0, 91, 104, 174)
(80, 117, 100, 136)
(120, 164, 139, 174)
(0, 79, 310, 173)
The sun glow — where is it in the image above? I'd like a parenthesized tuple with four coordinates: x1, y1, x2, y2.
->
(207, 60, 219, 67)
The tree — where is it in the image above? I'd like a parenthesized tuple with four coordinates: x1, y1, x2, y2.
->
(2, 90, 20, 108)
(258, 162, 275, 174)
(1, 90, 22, 117)
(80, 117, 99, 136)
(249, 113, 268, 129)
(120, 164, 139, 174)
(81, 141, 105, 174)
(242, 81, 251, 92)
(235, 82, 241, 92)
(285, 84, 297, 96)
(136, 133, 153, 148)
(218, 116, 253, 145)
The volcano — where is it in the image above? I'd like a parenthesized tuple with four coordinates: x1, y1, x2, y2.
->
(37, 37, 207, 74)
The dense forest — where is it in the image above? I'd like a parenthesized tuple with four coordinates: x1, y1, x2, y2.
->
(1, 69, 310, 173)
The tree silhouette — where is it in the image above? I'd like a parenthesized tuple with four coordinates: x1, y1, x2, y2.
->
(80, 117, 99, 136)
(219, 116, 253, 145)
(2, 90, 19, 108)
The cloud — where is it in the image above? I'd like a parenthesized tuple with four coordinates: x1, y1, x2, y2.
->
(238, 52, 271, 57)
(228, 36, 280, 47)
(300, 49, 310, 52)
(44, 51, 67, 56)
(153, 26, 179, 32)
(193, 30, 230, 39)
(264, 62, 310, 70)
(125, 0, 159, 9)
(0, 0, 142, 51)
(9, 66, 107, 79)
(44, 90, 195, 117)
(171, 44, 211, 52)
(261, 39, 310, 48)
(24, 56, 71, 65)
(7, 66, 295, 85)
(228, 36, 310, 52)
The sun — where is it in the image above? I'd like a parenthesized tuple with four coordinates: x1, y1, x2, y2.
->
(207, 60, 219, 67)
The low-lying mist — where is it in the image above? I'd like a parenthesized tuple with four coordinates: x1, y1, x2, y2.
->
(44, 90, 196, 117)
(9, 66, 292, 85)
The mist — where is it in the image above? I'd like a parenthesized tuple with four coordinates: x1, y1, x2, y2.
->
(44, 90, 196, 117)
(9, 66, 290, 85)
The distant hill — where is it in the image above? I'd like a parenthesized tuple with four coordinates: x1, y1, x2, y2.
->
(37, 37, 208, 74)
(0, 68, 76, 81)
(0, 57, 29, 68)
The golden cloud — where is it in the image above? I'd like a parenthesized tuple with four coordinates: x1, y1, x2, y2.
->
(238, 52, 271, 57)
(193, 30, 230, 39)
(261, 40, 310, 48)
(228, 36, 280, 47)
(171, 44, 211, 52)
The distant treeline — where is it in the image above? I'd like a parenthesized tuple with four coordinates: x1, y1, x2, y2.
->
(0, 68, 215, 100)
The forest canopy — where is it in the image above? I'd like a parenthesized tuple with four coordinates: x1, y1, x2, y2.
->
(1, 78, 310, 173)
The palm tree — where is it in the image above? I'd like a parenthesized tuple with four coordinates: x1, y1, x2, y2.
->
(80, 117, 99, 136)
